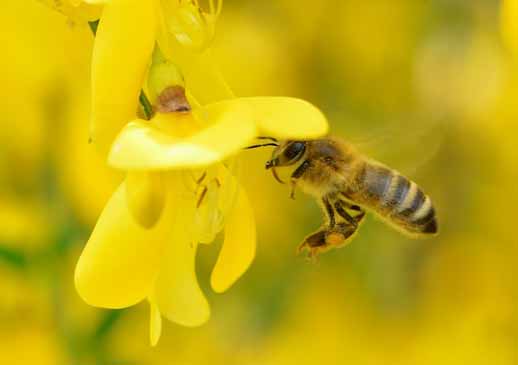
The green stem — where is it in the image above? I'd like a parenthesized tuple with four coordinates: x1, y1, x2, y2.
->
(139, 92, 153, 119)
(88, 20, 153, 120)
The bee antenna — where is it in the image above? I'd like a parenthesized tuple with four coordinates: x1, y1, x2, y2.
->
(257, 136, 278, 142)
(244, 143, 279, 150)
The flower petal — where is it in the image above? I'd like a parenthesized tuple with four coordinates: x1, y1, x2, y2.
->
(38, 0, 102, 21)
(126, 171, 166, 228)
(157, 27, 233, 104)
(193, 162, 239, 245)
(210, 97, 329, 139)
(172, 48, 234, 105)
(109, 120, 217, 169)
(108, 108, 257, 170)
(153, 182, 210, 326)
(216, 158, 240, 218)
(75, 182, 170, 308)
(90, 0, 157, 154)
(193, 167, 224, 244)
(162, 1, 214, 51)
(211, 185, 256, 293)
(149, 299, 162, 347)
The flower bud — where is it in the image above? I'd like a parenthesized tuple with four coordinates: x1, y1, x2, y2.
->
(146, 50, 185, 105)
(161, 0, 217, 51)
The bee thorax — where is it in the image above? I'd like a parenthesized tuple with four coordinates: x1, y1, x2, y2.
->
(297, 166, 347, 198)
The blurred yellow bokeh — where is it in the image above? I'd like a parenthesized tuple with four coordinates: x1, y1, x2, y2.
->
(0, 0, 516, 364)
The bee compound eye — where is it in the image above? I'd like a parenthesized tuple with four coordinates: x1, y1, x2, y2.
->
(284, 142, 305, 161)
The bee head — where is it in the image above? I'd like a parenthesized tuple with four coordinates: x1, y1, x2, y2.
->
(265, 141, 306, 170)
(243, 138, 307, 184)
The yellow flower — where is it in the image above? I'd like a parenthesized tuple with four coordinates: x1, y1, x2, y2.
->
(75, 82, 328, 344)
(90, 0, 233, 155)
(75, 0, 329, 346)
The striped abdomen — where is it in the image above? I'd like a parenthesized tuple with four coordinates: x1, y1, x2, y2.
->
(350, 162, 438, 236)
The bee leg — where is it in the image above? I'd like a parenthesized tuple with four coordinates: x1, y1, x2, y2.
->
(298, 222, 358, 258)
(290, 183, 296, 200)
(334, 201, 359, 227)
(327, 222, 358, 248)
(322, 197, 336, 228)
(298, 228, 333, 260)
(297, 230, 326, 256)
(355, 210, 366, 223)
(289, 160, 311, 200)
(291, 160, 311, 179)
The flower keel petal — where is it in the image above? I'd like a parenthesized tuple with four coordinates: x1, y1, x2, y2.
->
(149, 299, 162, 347)
(211, 186, 256, 293)
(153, 187, 210, 326)
(75, 182, 166, 308)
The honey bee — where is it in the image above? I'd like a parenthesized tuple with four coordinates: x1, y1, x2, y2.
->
(250, 136, 438, 257)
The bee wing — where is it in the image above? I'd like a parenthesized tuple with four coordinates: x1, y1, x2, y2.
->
(344, 119, 444, 177)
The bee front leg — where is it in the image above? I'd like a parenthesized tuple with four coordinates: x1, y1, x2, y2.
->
(290, 182, 297, 200)
(289, 160, 311, 200)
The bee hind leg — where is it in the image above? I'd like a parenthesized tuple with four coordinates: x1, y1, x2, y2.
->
(297, 222, 358, 259)
(322, 197, 336, 228)
(297, 229, 327, 259)
(334, 200, 365, 226)
(326, 222, 358, 250)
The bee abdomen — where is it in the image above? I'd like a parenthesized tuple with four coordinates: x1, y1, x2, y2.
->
(385, 174, 437, 235)
(355, 164, 437, 235)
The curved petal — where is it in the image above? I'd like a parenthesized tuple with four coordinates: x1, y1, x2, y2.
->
(108, 107, 257, 170)
(161, 1, 214, 52)
(126, 171, 166, 228)
(173, 48, 234, 105)
(75, 182, 170, 308)
(149, 299, 162, 346)
(90, 0, 157, 154)
(153, 183, 210, 327)
(157, 25, 233, 104)
(209, 97, 329, 140)
(193, 167, 224, 244)
(109, 120, 217, 169)
(154, 0, 227, 104)
(193, 162, 239, 245)
(216, 158, 240, 219)
(211, 185, 256, 293)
